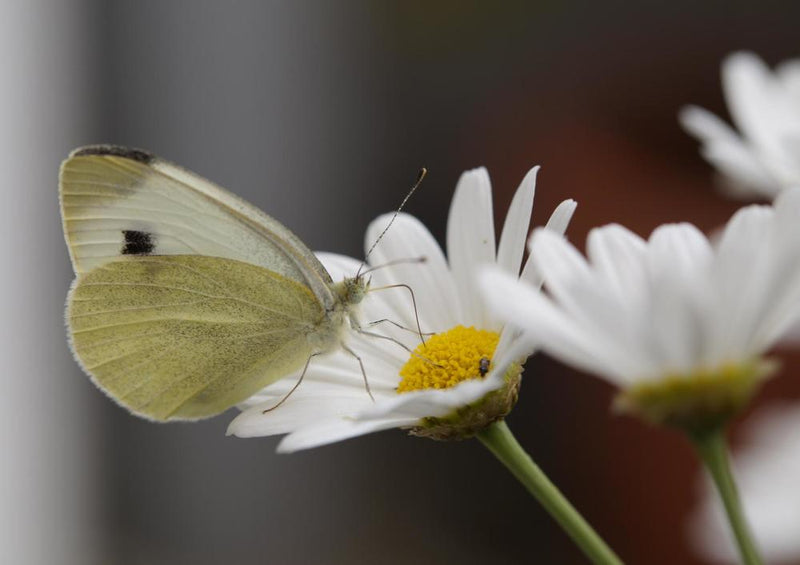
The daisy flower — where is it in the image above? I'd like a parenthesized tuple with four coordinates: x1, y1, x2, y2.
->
(482, 188, 800, 565)
(691, 402, 800, 565)
(680, 51, 800, 200)
(228, 166, 576, 452)
(228, 168, 624, 565)
(482, 188, 800, 433)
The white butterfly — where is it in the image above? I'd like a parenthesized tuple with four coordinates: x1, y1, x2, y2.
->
(61, 145, 370, 421)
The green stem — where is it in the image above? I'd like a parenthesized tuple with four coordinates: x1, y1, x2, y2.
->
(477, 421, 624, 565)
(690, 428, 763, 565)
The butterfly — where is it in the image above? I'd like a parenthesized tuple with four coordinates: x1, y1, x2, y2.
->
(61, 145, 371, 421)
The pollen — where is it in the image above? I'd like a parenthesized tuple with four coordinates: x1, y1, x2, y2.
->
(397, 325, 500, 393)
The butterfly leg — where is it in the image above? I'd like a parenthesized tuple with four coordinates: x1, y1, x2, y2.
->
(356, 328, 442, 368)
(358, 328, 416, 354)
(368, 318, 435, 337)
(341, 343, 374, 402)
(365, 283, 426, 345)
(262, 352, 322, 413)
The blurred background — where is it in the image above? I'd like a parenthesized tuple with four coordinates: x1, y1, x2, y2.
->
(4, 1, 800, 564)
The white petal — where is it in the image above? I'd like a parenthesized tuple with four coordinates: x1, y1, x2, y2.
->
(242, 366, 365, 410)
(496, 166, 537, 275)
(529, 229, 653, 371)
(228, 389, 373, 438)
(777, 317, 800, 345)
(341, 332, 409, 387)
(543, 199, 578, 237)
(728, 54, 800, 184)
(480, 268, 636, 386)
(520, 198, 577, 286)
(679, 105, 778, 198)
(357, 372, 505, 421)
(723, 52, 778, 156)
(772, 186, 800, 235)
(527, 227, 593, 301)
(644, 224, 713, 372)
(493, 329, 536, 372)
(776, 58, 800, 95)
(586, 224, 648, 306)
(365, 213, 460, 332)
(680, 104, 741, 144)
(494, 323, 533, 370)
(276, 417, 417, 453)
(447, 167, 496, 327)
(710, 205, 777, 359)
(646, 224, 713, 292)
(749, 190, 800, 347)
(238, 327, 407, 419)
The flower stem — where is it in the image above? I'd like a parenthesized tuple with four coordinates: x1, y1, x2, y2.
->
(690, 428, 763, 565)
(477, 421, 624, 565)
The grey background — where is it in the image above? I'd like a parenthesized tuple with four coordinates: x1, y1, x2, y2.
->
(5, 2, 800, 564)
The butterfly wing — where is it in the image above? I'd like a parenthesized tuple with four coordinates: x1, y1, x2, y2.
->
(59, 145, 335, 309)
(60, 145, 346, 420)
(68, 255, 326, 421)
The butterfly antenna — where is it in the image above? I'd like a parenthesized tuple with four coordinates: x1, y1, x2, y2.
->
(359, 256, 427, 276)
(357, 168, 427, 279)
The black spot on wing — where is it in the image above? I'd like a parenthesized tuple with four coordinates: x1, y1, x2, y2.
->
(122, 230, 156, 255)
(72, 145, 155, 164)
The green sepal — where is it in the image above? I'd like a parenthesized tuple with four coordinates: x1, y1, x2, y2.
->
(408, 362, 523, 441)
(613, 358, 778, 435)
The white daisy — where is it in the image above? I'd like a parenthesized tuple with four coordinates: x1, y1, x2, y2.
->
(228, 166, 577, 452)
(691, 401, 800, 564)
(481, 188, 800, 430)
(680, 51, 800, 200)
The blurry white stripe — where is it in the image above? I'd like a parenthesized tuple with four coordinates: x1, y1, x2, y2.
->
(0, 2, 100, 564)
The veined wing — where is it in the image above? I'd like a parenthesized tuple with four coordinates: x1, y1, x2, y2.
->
(60, 145, 335, 309)
(68, 255, 326, 421)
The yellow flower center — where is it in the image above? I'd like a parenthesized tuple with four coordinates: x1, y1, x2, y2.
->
(397, 325, 500, 393)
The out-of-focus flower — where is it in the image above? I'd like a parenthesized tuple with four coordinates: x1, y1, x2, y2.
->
(691, 402, 800, 564)
(482, 189, 800, 432)
(228, 166, 576, 452)
(681, 51, 800, 200)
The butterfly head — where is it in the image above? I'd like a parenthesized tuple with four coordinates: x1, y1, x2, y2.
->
(336, 275, 370, 308)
